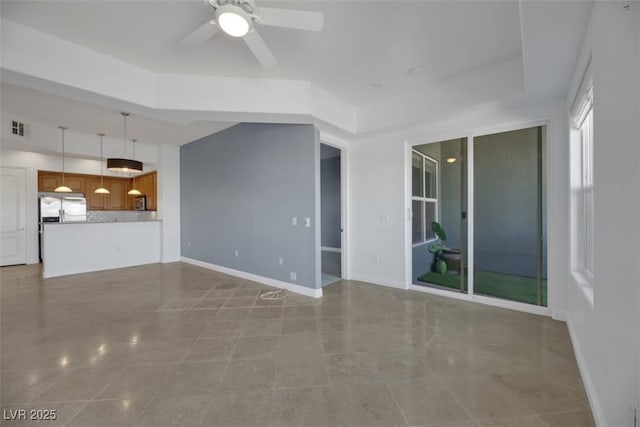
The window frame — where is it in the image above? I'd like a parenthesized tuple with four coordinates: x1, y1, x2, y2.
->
(411, 150, 439, 247)
(571, 71, 594, 283)
(579, 104, 594, 279)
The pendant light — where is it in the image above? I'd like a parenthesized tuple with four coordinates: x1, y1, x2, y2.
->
(54, 126, 73, 193)
(107, 112, 143, 173)
(94, 133, 110, 194)
(127, 139, 143, 196)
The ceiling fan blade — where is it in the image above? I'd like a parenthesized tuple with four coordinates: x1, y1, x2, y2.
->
(178, 20, 219, 48)
(243, 29, 277, 68)
(258, 7, 324, 32)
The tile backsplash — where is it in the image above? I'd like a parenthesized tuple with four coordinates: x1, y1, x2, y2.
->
(87, 210, 157, 223)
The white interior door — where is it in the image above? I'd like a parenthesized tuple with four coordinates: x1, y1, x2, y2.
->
(1, 167, 27, 266)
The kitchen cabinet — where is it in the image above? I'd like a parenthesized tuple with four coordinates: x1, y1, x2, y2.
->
(38, 170, 156, 211)
(129, 171, 157, 211)
(38, 171, 84, 193)
(105, 178, 129, 210)
(38, 173, 61, 192)
(85, 178, 107, 210)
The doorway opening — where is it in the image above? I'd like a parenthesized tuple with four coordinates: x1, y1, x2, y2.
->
(320, 143, 342, 287)
(410, 126, 548, 307)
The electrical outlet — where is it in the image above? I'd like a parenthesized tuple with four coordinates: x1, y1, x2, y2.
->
(304, 217, 311, 228)
(279, 257, 284, 265)
(290, 272, 297, 281)
(187, 242, 191, 248)
(291, 217, 297, 226)
(234, 249, 239, 257)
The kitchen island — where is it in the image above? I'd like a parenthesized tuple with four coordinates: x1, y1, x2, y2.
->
(42, 220, 161, 278)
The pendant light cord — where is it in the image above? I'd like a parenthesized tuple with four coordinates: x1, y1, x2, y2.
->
(98, 133, 105, 187)
(131, 139, 137, 188)
(120, 112, 131, 162)
(59, 126, 67, 184)
(123, 113, 128, 156)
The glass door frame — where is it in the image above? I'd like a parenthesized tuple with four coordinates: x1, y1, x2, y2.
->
(404, 121, 550, 316)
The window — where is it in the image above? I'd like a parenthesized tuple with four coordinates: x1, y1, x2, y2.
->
(573, 81, 594, 279)
(580, 101, 594, 277)
(412, 150, 438, 245)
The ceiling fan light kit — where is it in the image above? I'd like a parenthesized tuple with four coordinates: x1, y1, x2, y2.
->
(180, 0, 324, 68)
(216, 5, 251, 37)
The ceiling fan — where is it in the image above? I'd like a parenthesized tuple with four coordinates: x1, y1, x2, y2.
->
(179, 0, 324, 68)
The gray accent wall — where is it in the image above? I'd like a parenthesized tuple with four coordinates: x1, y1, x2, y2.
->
(181, 123, 319, 289)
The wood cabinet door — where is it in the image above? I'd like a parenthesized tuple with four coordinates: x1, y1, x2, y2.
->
(62, 175, 85, 193)
(85, 178, 106, 210)
(105, 178, 128, 210)
(131, 172, 157, 210)
(133, 174, 147, 196)
(38, 174, 61, 192)
(147, 172, 157, 211)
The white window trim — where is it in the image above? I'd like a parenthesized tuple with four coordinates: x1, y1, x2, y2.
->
(571, 66, 594, 286)
(411, 150, 439, 247)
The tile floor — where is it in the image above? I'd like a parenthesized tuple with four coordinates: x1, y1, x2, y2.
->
(1, 262, 594, 426)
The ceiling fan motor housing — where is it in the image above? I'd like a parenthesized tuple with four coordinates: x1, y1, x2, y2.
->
(210, 0, 257, 17)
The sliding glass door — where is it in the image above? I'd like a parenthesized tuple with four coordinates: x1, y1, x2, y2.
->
(472, 126, 547, 306)
(411, 126, 547, 307)
(412, 138, 467, 293)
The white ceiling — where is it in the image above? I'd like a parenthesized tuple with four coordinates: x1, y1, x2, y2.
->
(0, 83, 234, 145)
(0, 0, 593, 142)
(1, 0, 523, 106)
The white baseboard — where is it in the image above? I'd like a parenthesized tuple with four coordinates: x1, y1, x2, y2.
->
(566, 316, 605, 427)
(181, 257, 322, 299)
(350, 274, 408, 290)
(551, 309, 567, 322)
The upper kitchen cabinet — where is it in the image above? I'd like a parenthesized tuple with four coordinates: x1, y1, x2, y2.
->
(105, 178, 129, 210)
(85, 177, 107, 210)
(129, 171, 157, 211)
(38, 171, 84, 193)
(38, 173, 60, 192)
(38, 170, 156, 211)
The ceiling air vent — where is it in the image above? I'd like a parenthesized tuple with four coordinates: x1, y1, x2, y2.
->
(11, 121, 25, 137)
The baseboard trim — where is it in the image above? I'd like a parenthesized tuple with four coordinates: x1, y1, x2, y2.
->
(566, 316, 605, 426)
(551, 309, 567, 322)
(350, 274, 408, 290)
(181, 257, 322, 299)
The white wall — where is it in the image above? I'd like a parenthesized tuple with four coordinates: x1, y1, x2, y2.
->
(157, 143, 180, 263)
(565, 3, 640, 426)
(1, 111, 158, 164)
(349, 94, 569, 315)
